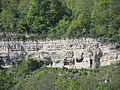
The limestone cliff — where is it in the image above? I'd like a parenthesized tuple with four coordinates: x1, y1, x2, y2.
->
(0, 38, 120, 69)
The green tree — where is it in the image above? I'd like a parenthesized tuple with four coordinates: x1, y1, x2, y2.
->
(90, 0, 119, 42)
(0, 0, 20, 32)
(67, 13, 87, 38)
(48, 19, 69, 39)
(19, 0, 71, 34)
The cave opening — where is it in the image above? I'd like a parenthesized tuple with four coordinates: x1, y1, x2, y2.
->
(90, 59, 93, 68)
(64, 61, 69, 65)
(64, 57, 69, 65)
(76, 58, 83, 63)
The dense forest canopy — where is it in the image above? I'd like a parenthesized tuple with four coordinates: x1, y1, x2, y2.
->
(0, 0, 120, 42)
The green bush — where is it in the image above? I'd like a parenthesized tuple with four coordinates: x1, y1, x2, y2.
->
(0, 70, 14, 90)
(18, 57, 43, 74)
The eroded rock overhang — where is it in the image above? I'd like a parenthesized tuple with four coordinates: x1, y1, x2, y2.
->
(0, 38, 120, 69)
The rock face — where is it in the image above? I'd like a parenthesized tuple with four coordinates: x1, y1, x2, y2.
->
(0, 38, 120, 69)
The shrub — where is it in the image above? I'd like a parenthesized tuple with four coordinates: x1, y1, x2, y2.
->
(18, 57, 43, 74)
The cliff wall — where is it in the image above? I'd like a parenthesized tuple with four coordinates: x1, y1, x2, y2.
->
(0, 38, 120, 69)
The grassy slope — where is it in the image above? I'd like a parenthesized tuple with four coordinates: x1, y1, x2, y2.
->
(9, 62, 120, 90)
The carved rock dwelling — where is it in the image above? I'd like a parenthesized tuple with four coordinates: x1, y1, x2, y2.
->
(0, 38, 120, 69)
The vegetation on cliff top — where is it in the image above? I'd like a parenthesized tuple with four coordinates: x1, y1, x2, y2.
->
(0, 58, 120, 90)
(0, 0, 120, 42)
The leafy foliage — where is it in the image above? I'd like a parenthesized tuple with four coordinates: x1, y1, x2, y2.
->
(18, 57, 44, 74)
(0, 0, 120, 42)
(0, 70, 14, 90)
(0, 61, 119, 90)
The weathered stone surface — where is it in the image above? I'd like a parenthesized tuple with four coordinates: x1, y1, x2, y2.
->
(0, 38, 120, 69)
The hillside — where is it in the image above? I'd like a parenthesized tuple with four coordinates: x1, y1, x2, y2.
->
(0, 0, 120, 42)
(0, 0, 120, 90)
(0, 58, 120, 90)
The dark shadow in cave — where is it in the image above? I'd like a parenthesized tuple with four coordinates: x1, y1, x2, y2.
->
(0, 60, 5, 66)
(94, 50, 103, 68)
(90, 59, 93, 68)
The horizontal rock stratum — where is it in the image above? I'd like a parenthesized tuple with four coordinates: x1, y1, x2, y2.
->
(0, 38, 120, 69)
